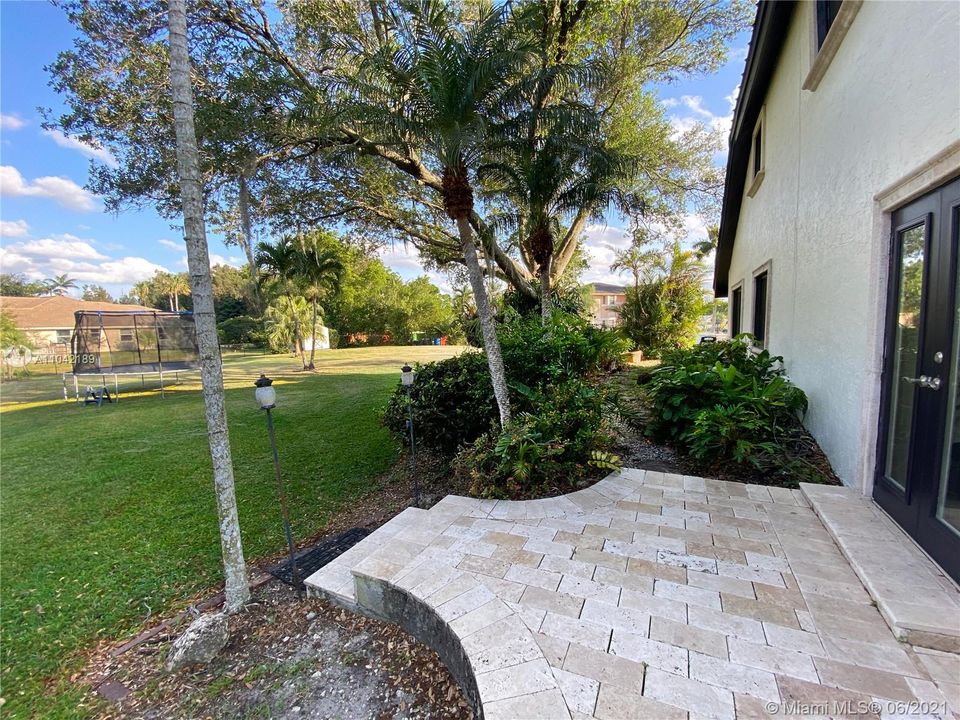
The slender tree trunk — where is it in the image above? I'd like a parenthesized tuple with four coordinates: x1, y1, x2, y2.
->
(308, 298, 318, 370)
(540, 255, 552, 324)
(455, 216, 511, 426)
(287, 294, 306, 368)
(168, 0, 249, 611)
(238, 165, 261, 314)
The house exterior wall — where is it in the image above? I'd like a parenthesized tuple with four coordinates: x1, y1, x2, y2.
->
(590, 292, 626, 327)
(726, 1, 960, 489)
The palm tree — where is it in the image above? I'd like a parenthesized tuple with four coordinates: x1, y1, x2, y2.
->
(345, 1, 536, 425)
(295, 236, 343, 370)
(168, 0, 249, 611)
(169, 273, 191, 312)
(255, 238, 308, 369)
(45, 274, 78, 296)
(131, 280, 153, 307)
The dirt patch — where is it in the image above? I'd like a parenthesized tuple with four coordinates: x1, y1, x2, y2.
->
(81, 581, 472, 720)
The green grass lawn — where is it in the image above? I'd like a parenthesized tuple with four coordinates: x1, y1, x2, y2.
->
(0, 346, 462, 718)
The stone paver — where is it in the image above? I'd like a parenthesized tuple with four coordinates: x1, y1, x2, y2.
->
(306, 470, 960, 719)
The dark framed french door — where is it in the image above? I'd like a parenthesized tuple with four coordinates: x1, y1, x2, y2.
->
(875, 176, 960, 582)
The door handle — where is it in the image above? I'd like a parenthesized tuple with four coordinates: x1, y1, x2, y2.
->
(903, 375, 942, 390)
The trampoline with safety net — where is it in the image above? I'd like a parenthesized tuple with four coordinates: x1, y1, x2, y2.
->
(63, 310, 199, 402)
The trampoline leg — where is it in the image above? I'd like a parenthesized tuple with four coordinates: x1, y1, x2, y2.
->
(74, 375, 79, 404)
(160, 371, 164, 398)
(115, 374, 119, 403)
(62, 374, 68, 402)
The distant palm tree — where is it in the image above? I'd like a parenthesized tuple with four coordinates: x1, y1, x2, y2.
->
(44, 274, 78, 296)
(296, 236, 343, 370)
(131, 280, 153, 307)
(255, 238, 308, 369)
(169, 273, 191, 312)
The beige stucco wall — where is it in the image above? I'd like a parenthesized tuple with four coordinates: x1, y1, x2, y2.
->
(726, 1, 960, 489)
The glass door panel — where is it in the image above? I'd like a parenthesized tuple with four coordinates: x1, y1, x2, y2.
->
(883, 223, 926, 490)
(938, 213, 960, 537)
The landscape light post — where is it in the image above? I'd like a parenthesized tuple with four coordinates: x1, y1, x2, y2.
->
(254, 373, 301, 594)
(401, 364, 419, 507)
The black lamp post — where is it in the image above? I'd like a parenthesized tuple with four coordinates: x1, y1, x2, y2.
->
(254, 373, 301, 594)
(401, 364, 419, 507)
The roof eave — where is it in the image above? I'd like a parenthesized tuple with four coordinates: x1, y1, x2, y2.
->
(714, 1, 796, 297)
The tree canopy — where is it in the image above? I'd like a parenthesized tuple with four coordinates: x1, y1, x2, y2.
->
(48, 0, 748, 300)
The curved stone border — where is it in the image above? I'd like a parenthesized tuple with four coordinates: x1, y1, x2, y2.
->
(353, 567, 567, 719)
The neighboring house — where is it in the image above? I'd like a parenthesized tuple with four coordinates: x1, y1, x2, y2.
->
(0, 295, 155, 350)
(714, 1, 960, 578)
(589, 283, 626, 327)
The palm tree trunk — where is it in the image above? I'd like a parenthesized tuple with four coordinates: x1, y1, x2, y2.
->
(308, 298, 318, 370)
(287, 294, 307, 368)
(455, 216, 511, 426)
(540, 256, 552, 324)
(238, 165, 262, 314)
(168, 0, 249, 611)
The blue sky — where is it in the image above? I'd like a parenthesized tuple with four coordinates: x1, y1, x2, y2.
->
(0, 1, 749, 298)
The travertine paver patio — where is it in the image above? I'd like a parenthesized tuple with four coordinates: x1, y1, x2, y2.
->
(306, 469, 960, 719)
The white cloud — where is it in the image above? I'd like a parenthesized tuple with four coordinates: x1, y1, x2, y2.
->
(177, 252, 241, 269)
(43, 129, 118, 168)
(579, 223, 633, 285)
(0, 165, 98, 211)
(0, 241, 168, 288)
(11, 234, 108, 261)
(0, 219, 29, 237)
(158, 238, 182, 251)
(0, 114, 26, 131)
(94, 256, 168, 284)
(662, 93, 739, 145)
(577, 215, 714, 286)
(378, 242, 455, 293)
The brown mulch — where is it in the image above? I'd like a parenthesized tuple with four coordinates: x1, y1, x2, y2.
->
(81, 582, 472, 720)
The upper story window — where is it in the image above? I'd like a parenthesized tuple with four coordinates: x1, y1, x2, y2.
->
(816, 0, 843, 49)
(803, 0, 862, 91)
(747, 108, 766, 198)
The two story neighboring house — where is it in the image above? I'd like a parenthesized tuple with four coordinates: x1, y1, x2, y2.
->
(589, 283, 626, 327)
(715, 1, 960, 578)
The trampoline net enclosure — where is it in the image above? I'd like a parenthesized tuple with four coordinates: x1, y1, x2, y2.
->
(71, 310, 199, 374)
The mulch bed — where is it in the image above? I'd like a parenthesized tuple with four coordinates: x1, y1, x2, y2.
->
(609, 368, 841, 488)
(81, 582, 472, 720)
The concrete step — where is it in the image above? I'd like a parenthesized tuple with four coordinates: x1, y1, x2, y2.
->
(801, 483, 960, 652)
(303, 506, 432, 606)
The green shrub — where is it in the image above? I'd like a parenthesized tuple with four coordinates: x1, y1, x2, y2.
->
(217, 315, 266, 346)
(644, 336, 816, 480)
(382, 312, 629, 465)
(453, 379, 620, 498)
(382, 351, 496, 455)
(498, 312, 631, 387)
